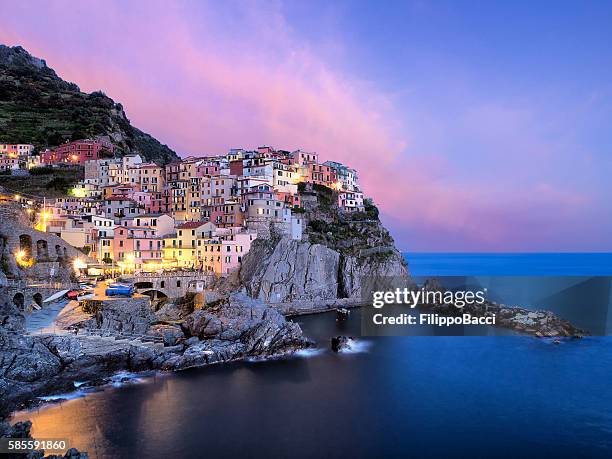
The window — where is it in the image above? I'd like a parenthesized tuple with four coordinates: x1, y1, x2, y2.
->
(160, 281, 165, 288)
(177, 280, 181, 287)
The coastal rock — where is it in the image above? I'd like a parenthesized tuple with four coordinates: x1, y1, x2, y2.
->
(65, 296, 154, 334)
(1, 293, 310, 412)
(183, 294, 309, 354)
(183, 310, 222, 339)
(240, 238, 340, 303)
(423, 294, 587, 337)
(338, 251, 410, 299)
(237, 186, 410, 310)
(0, 301, 26, 332)
(331, 336, 351, 352)
(148, 324, 185, 346)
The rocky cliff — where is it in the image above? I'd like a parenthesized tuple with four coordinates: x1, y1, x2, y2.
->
(0, 45, 178, 165)
(239, 184, 409, 311)
(0, 293, 309, 413)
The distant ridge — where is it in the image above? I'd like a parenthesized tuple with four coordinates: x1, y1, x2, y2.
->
(0, 45, 179, 165)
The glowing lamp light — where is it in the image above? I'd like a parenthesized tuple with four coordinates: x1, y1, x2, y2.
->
(14, 194, 21, 201)
(71, 154, 79, 162)
(73, 258, 87, 271)
(15, 250, 25, 259)
(71, 187, 86, 198)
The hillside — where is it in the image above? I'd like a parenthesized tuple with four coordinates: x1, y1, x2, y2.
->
(0, 45, 179, 165)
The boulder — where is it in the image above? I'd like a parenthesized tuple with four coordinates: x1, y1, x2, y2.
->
(331, 336, 356, 352)
(148, 324, 185, 346)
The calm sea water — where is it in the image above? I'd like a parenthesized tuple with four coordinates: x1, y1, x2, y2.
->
(14, 253, 612, 458)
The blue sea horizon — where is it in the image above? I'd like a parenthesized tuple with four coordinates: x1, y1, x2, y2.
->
(403, 252, 612, 276)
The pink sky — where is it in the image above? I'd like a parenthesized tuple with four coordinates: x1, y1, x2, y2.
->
(1, 1, 607, 251)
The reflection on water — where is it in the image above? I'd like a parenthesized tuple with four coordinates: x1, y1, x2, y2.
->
(12, 309, 612, 458)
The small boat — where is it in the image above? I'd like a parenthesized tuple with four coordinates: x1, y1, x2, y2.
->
(43, 289, 70, 304)
(77, 292, 95, 300)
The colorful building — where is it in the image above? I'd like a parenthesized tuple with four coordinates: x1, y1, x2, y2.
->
(41, 139, 115, 165)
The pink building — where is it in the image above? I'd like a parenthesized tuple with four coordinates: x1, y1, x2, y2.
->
(113, 226, 164, 270)
(200, 230, 257, 275)
(41, 139, 115, 165)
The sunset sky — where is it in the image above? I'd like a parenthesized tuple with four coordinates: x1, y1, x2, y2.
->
(2, 0, 612, 251)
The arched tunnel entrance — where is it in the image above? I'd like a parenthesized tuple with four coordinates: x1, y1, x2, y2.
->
(33, 292, 43, 308)
(12, 292, 25, 310)
(142, 290, 168, 301)
(19, 234, 32, 258)
(134, 281, 154, 290)
(36, 240, 49, 260)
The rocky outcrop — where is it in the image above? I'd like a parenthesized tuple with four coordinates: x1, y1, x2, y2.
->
(338, 250, 409, 299)
(331, 336, 356, 352)
(240, 238, 340, 303)
(238, 185, 409, 310)
(148, 324, 185, 346)
(77, 297, 154, 334)
(0, 293, 310, 413)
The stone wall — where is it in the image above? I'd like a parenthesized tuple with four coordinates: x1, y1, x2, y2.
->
(0, 202, 91, 280)
(127, 272, 215, 299)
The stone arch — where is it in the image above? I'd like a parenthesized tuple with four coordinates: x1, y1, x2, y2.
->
(134, 281, 154, 290)
(141, 290, 168, 300)
(19, 234, 32, 257)
(36, 240, 49, 260)
(13, 292, 25, 310)
(55, 244, 63, 260)
(63, 247, 67, 257)
(33, 292, 43, 308)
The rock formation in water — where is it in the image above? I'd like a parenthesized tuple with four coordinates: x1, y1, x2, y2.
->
(239, 183, 410, 313)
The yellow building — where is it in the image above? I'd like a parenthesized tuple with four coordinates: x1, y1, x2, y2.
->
(163, 221, 212, 267)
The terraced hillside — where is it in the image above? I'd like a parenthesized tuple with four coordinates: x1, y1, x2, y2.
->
(0, 45, 179, 165)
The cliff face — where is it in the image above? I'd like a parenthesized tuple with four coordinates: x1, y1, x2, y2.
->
(0, 45, 178, 165)
(240, 238, 340, 303)
(239, 184, 409, 307)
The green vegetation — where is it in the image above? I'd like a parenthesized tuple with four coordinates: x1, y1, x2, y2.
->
(29, 166, 54, 175)
(0, 165, 83, 198)
(350, 198, 379, 221)
(0, 45, 178, 165)
(1, 254, 10, 275)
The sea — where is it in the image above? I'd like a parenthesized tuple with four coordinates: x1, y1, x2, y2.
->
(12, 253, 612, 458)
